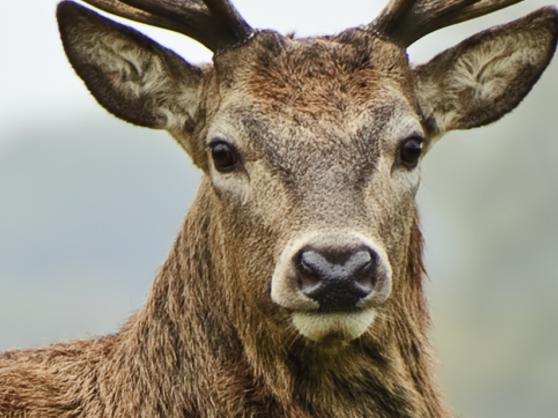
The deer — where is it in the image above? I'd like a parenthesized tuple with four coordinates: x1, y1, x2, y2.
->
(1, 0, 556, 417)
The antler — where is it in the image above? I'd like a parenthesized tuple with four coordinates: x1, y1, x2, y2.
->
(372, 0, 524, 46)
(80, 0, 252, 51)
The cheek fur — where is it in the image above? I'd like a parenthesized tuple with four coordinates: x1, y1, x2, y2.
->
(209, 166, 251, 203)
(363, 157, 420, 250)
(237, 161, 292, 228)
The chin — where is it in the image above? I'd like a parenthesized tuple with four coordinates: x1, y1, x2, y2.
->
(292, 308, 377, 344)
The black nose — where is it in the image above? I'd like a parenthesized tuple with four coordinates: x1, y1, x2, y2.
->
(295, 246, 377, 312)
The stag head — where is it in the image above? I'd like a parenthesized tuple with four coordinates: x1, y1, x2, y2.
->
(57, 0, 557, 345)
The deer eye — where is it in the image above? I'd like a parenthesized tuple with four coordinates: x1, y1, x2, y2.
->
(209, 139, 240, 173)
(399, 135, 424, 168)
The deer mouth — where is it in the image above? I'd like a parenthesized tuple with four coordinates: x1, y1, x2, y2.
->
(291, 308, 377, 343)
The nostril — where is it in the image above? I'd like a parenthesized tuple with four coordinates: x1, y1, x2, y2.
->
(298, 274, 321, 296)
(352, 251, 377, 295)
(299, 251, 318, 275)
(297, 251, 322, 295)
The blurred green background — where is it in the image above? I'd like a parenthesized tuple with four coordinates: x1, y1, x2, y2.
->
(1, 1, 557, 417)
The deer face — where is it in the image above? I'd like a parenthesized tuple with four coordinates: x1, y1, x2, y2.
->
(57, 2, 557, 345)
(193, 33, 424, 342)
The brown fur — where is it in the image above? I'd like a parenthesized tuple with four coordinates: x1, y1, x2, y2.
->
(0, 185, 445, 418)
(1, 2, 557, 417)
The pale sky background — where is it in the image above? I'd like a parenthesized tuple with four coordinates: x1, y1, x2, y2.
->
(1, 2, 558, 418)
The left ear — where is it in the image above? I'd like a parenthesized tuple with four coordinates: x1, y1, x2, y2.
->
(414, 7, 558, 136)
(57, 1, 204, 132)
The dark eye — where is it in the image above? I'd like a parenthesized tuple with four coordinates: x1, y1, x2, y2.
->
(209, 139, 240, 173)
(399, 135, 424, 168)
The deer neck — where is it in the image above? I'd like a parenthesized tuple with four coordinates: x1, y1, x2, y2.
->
(103, 183, 448, 417)
(99, 182, 250, 415)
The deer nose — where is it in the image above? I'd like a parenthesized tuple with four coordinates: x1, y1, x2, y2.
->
(295, 246, 377, 312)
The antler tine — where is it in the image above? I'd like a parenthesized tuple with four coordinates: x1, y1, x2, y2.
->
(372, 0, 525, 46)
(80, 0, 252, 52)
(203, 0, 252, 40)
(373, 0, 418, 34)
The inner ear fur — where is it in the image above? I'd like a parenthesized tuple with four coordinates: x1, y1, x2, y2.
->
(414, 7, 558, 135)
(57, 1, 204, 130)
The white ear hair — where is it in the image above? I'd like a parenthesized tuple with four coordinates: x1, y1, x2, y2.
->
(58, 2, 203, 130)
(415, 7, 558, 136)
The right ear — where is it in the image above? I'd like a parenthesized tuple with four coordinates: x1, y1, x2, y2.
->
(57, 1, 204, 131)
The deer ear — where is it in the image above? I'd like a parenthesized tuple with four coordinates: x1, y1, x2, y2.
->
(414, 7, 558, 136)
(57, 1, 204, 130)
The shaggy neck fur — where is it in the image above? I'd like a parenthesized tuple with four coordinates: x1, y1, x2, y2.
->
(0, 181, 449, 418)
(102, 181, 448, 417)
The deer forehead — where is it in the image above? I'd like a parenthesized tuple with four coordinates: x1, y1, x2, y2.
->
(206, 32, 423, 168)
(212, 31, 417, 114)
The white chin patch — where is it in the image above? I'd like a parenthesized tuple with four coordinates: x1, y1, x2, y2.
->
(292, 309, 376, 343)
